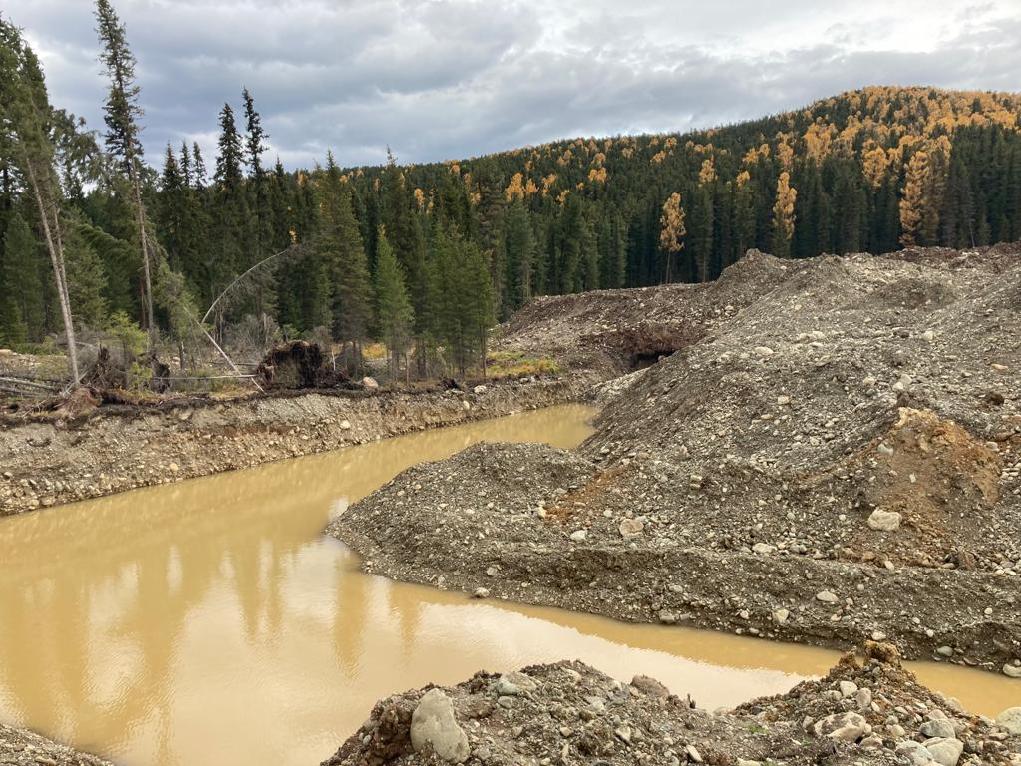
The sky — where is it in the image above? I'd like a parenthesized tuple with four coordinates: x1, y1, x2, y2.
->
(5, 0, 1021, 170)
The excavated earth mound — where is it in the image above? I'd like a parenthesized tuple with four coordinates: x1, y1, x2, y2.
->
(330, 246, 1021, 671)
(320, 643, 1021, 766)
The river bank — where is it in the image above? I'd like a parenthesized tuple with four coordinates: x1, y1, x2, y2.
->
(0, 722, 112, 766)
(0, 374, 598, 514)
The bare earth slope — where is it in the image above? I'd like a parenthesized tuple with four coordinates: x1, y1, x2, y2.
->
(329, 245, 1021, 672)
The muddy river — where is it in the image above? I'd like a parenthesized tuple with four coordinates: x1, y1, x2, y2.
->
(0, 404, 1016, 765)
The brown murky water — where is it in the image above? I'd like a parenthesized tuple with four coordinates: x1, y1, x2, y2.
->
(0, 404, 1016, 765)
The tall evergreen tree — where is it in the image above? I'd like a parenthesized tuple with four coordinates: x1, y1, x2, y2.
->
(373, 226, 414, 379)
(94, 0, 156, 343)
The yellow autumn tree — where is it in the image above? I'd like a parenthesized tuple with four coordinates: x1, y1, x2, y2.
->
(659, 192, 686, 282)
(899, 150, 928, 245)
(771, 171, 797, 257)
(505, 172, 525, 201)
(698, 158, 717, 185)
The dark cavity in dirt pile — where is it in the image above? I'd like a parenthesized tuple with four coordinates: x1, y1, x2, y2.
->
(330, 245, 1021, 673)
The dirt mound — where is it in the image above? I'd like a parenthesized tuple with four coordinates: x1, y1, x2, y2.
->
(495, 249, 802, 375)
(0, 722, 111, 765)
(331, 246, 1021, 669)
(321, 645, 1021, 766)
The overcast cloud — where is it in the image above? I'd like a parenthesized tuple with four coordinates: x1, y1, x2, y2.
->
(5, 0, 1021, 169)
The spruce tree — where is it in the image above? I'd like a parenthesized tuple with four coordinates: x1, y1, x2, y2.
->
(0, 211, 36, 345)
(0, 20, 81, 379)
(373, 226, 414, 379)
(94, 0, 156, 343)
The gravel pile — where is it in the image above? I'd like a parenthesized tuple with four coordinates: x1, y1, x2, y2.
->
(320, 642, 1021, 766)
(0, 723, 112, 766)
(330, 246, 1021, 671)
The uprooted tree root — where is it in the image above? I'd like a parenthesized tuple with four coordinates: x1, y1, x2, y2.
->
(257, 340, 351, 390)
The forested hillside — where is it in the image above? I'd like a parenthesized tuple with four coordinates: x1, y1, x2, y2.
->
(3, 0, 1021, 383)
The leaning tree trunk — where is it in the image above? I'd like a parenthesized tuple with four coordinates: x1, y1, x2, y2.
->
(25, 160, 79, 384)
(129, 161, 156, 348)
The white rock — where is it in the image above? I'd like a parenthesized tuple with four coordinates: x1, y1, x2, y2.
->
(838, 680, 858, 698)
(473, 385, 487, 394)
(753, 346, 774, 357)
(867, 509, 902, 532)
(924, 737, 964, 766)
(339, 420, 351, 430)
(411, 689, 469, 763)
(920, 719, 956, 739)
(896, 741, 934, 766)
(816, 590, 839, 604)
(361, 376, 379, 390)
(996, 707, 1021, 735)
(1003, 663, 1021, 678)
(569, 530, 587, 543)
(813, 711, 869, 740)
(618, 518, 644, 538)
(752, 542, 776, 555)
(772, 608, 790, 625)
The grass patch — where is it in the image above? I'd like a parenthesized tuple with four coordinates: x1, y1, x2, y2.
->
(486, 350, 561, 378)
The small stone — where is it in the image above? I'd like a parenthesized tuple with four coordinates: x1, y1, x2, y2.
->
(752, 542, 776, 555)
(772, 608, 790, 625)
(813, 711, 869, 741)
(411, 689, 469, 763)
(569, 530, 587, 543)
(631, 674, 669, 698)
(753, 346, 774, 357)
(619, 518, 644, 538)
(838, 680, 858, 698)
(473, 385, 487, 394)
(1003, 664, 1021, 678)
(921, 330, 935, 342)
(896, 741, 934, 766)
(936, 646, 954, 657)
(614, 725, 632, 744)
(925, 737, 964, 766)
(816, 590, 839, 604)
(996, 707, 1021, 735)
(867, 509, 901, 531)
(920, 719, 956, 739)
(339, 420, 352, 430)
(685, 744, 703, 763)
(473, 587, 490, 599)
(361, 376, 379, 390)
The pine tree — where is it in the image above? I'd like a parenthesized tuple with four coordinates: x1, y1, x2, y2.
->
(501, 198, 534, 313)
(94, 0, 156, 344)
(0, 20, 81, 379)
(318, 153, 372, 369)
(373, 226, 414, 379)
(0, 211, 36, 345)
(63, 215, 109, 328)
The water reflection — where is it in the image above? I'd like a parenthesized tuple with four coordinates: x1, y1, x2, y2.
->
(0, 404, 1014, 766)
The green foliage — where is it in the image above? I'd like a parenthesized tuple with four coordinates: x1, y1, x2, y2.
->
(0, 211, 44, 345)
(373, 226, 414, 376)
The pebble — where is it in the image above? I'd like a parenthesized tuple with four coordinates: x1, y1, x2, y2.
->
(816, 590, 839, 603)
(867, 509, 901, 531)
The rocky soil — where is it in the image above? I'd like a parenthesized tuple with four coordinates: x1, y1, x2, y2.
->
(0, 723, 112, 766)
(321, 642, 1021, 766)
(330, 245, 1021, 673)
(0, 375, 595, 514)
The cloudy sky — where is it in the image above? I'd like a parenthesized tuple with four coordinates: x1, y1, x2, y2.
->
(6, 0, 1021, 169)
